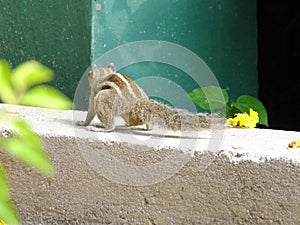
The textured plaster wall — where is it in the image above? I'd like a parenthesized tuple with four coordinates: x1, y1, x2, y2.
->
(2, 138, 300, 224)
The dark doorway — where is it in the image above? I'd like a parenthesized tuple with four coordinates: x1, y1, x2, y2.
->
(257, 1, 300, 131)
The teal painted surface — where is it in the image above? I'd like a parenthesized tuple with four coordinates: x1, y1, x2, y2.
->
(0, 0, 91, 99)
(0, 0, 257, 109)
(92, 0, 258, 109)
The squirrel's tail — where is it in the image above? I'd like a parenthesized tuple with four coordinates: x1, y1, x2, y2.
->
(135, 99, 212, 131)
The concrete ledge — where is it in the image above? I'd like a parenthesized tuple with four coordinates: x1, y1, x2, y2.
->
(1, 104, 300, 224)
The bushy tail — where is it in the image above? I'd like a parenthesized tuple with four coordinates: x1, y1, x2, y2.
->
(144, 99, 212, 131)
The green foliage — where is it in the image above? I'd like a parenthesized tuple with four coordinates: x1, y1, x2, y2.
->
(0, 59, 72, 224)
(0, 60, 16, 104)
(11, 60, 53, 93)
(188, 85, 269, 127)
(0, 165, 19, 225)
(188, 86, 229, 110)
(0, 59, 72, 109)
(231, 95, 268, 126)
(0, 116, 54, 175)
(21, 85, 72, 109)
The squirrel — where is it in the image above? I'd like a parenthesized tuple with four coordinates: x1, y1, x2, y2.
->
(77, 63, 213, 133)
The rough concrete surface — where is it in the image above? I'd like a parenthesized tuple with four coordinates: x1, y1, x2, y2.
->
(1, 104, 300, 224)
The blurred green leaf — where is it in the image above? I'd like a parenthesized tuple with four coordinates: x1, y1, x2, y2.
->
(0, 59, 16, 104)
(0, 59, 67, 224)
(233, 95, 269, 126)
(11, 61, 53, 93)
(0, 166, 9, 201)
(188, 86, 228, 110)
(1, 119, 54, 176)
(0, 166, 19, 225)
(0, 199, 19, 225)
(20, 85, 72, 110)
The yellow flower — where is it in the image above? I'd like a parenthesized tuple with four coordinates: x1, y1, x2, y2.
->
(226, 108, 259, 128)
(0, 220, 7, 225)
(288, 139, 300, 149)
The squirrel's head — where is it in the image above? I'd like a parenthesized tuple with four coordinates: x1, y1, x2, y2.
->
(88, 63, 116, 86)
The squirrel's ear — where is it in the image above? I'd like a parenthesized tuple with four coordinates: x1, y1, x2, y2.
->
(92, 64, 99, 78)
(107, 63, 116, 73)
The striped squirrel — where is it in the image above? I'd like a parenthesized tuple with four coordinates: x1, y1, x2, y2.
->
(76, 63, 212, 132)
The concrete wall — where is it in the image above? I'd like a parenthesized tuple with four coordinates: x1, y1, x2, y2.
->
(1, 104, 300, 224)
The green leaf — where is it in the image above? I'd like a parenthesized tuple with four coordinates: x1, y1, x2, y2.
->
(233, 95, 269, 126)
(0, 59, 17, 104)
(11, 60, 53, 92)
(188, 86, 229, 110)
(0, 199, 19, 225)
(0, 166, 20, 225)
(0, 166, 9, 201)
(20, 85, 72, 110)
(2, 119, 54, 176)
(226, 102, 235, 118)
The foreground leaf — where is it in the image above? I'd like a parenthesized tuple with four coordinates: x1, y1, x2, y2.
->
(0, 166, 9, 201)
(188, 86, 228, 110)
(0, 166, 19, 225)
(20, 85, 72, 110)
(0, 200, 19, 225)
(11, 61, 53, 93)
(1, 119, 54, 176)
(0, 59, 16, 104)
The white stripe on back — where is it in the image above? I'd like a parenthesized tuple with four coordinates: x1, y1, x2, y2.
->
(114, 73, 136, 98)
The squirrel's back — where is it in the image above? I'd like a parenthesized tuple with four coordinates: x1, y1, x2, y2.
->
(98, 73, 148, 100)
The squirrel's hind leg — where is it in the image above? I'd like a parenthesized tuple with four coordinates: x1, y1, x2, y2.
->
(92, 90, 116, 132)
(126, 102, 152, 130)
(86, 125, 115, 132)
